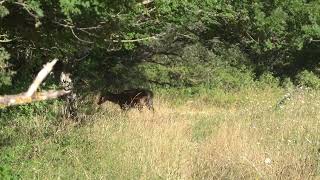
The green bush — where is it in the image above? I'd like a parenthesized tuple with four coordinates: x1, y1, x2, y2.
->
(296, 70, 320, 89)
(258, 72, 280, 88)
(209, 67, 254, 91)
(281, 77, 294, 90)
(0, 100, 61, 123)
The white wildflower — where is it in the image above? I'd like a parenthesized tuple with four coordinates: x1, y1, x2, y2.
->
(264, 158, 272, 164)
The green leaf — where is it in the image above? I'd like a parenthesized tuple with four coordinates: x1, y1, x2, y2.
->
(0, 5, 9, 18)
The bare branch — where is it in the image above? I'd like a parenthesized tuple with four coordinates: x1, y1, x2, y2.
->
(176, 33, 198, 40)
(112, 34, 165, 43)
(13, 2, 38, 19)
(310, 39, 320, 42)
(142, 0, 154, 5)
(70, 27, 94, 44)
(55, 20, 95, 43)
(54, 21, 75, 28)
(0, 34, 13, 43)
(246, 32, 257, 43)
(78, 29, 99, 37)
(54, 21, 103, 30)
(0, 39, 12, 43)
(25, 59, 58, 97)
(77, 25, 103, 30)
(54, 21, 102, 39)
(112, 36, 158, 43)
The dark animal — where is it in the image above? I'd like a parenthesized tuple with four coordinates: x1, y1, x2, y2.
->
(97, 89, 154, 111)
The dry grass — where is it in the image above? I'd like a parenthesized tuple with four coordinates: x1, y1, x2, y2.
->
(2, 88, 320, 179)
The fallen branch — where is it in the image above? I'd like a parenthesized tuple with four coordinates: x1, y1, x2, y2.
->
(0, 59, 71, 108)
(0, 90, 70, 108)
(25, 59, 58, 97)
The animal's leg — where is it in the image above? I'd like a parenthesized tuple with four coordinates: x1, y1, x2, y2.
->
(146, 98, 154, 112)
(120, 104, 128, 111)
(137, 104, 143, 111)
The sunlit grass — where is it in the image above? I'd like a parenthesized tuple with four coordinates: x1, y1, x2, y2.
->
(1, 87, 320, 179)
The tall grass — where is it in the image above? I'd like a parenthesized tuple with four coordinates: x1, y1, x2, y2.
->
(1, 87, 320, 179)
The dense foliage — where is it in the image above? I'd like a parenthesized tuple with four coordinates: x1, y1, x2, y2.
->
(1, 0, 320, 94)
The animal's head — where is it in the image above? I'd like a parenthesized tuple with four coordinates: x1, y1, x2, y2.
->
(97, 92, 113, 105)
(97, 95, 106, 105)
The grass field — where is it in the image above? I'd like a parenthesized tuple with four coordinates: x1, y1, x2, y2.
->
(1, 87, 320, 179)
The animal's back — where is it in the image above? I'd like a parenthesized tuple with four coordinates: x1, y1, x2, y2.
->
(98, 88, 154, 111)
(122, 89, 154, 111)
(122, 89, 153, 98)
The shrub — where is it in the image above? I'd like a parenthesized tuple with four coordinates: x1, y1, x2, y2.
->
(281, 77, 294, 90)
(210, 67, 254, 91)
(258, 72, 280, 88)
(296, 70, 320, 89)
